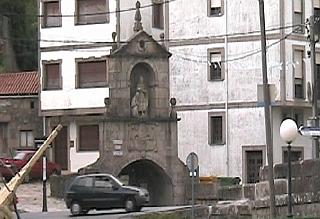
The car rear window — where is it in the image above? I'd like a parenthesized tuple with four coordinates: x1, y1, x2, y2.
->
(13, 152, 27, 160)
(73, 177, 93, 187)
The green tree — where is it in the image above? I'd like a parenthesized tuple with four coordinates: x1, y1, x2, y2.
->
(0, 0, 38, 71)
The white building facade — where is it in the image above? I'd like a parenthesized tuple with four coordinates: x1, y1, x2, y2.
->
(169, 0, 318, 183)
(39, 0, 318, 183)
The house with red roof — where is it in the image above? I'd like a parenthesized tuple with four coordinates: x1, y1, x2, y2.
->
(0, 72, 43, 156)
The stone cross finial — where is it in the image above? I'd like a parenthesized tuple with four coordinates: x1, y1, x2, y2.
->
(133, 1, 143, 32)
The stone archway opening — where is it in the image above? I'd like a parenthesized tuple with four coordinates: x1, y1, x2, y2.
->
(118, 159, 173, 206)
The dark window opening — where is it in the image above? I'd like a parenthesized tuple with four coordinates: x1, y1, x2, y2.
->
(152, 1, 164, 29)
(210, 116, 223, 144)
(283, 150, 303, 163)
(210, 61, 221, 80)
(79, 125, 99, 151)
(246, 150, 262, 183)
(209, 0, 222, 16)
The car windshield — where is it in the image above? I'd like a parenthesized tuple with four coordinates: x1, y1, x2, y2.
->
(109, 175, 124, 186)
(13, 152, 26, 160)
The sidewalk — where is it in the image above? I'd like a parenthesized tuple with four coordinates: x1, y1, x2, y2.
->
(1, 181, 66, 213)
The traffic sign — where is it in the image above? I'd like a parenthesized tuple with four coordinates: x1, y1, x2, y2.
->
(186, 152, 198, 172)
(298, 126, 320, 137)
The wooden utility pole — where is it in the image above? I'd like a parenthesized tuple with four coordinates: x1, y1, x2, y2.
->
(258, 0, 276, 217)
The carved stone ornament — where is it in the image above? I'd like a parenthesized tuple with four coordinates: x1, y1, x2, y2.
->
(128, 124, 157, 152)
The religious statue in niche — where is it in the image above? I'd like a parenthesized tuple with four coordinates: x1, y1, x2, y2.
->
(131, 75, 149, 117)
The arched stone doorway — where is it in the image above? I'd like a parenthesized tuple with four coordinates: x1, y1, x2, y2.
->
(118, 159, 173, 206)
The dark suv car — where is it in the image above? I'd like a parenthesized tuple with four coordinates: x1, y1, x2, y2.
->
(65, 173, 149, 215)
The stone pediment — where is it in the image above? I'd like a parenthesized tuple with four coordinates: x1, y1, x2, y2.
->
(110, 30, 171, 58)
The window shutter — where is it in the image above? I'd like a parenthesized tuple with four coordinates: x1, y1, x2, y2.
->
(211, 0, 221, 7)
(77, 0, 107, 24)
(46, 63, 60, 89)
(294, 0, 302, 12)
(44, 1, 61, 27)
(315, 0, 320, 8)
(78, 61, 106, 87)
(294, 50, 303, 79)
(79, 125, 99, 151)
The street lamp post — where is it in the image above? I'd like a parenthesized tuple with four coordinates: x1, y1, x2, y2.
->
(280, 119, 298, 218)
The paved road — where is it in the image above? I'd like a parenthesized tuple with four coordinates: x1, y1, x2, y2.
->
(20, 209, 129, 219)
(20, 206, 191, 219)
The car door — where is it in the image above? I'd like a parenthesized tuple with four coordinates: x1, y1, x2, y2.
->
(72, 176, 95, 208)
(93, 175, 121, 209)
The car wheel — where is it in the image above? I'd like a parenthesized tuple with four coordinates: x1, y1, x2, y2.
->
(81, 209, 89, 214)
(125, 197, 136, 212)
(70, 201, 82, 216)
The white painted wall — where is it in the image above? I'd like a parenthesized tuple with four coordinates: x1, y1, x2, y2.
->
(40, 49, 110, 110)
(40, 0, 117, 48)
(120, 0, 166, 41)
(69, 122, 99, 172)
(177, 110, 227, 176)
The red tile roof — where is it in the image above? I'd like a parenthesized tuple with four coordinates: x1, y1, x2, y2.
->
(0, 71, 39, 95)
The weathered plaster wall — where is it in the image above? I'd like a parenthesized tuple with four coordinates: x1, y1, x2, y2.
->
(169, 0, 315, 181)
(177, 110, 227, 176)
(169, 0, 279, 39)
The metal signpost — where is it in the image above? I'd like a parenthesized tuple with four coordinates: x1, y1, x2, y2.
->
(35, 137, 48, 212)
(186, 152, 198, 219)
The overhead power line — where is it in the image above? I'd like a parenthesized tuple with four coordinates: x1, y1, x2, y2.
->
(174, 27, 299, 65)
(0, 0, 177, 18)
(2, 23, 304, 45)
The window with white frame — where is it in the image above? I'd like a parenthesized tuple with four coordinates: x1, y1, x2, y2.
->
(208, 48, 224, 81)
(76, 0, 109, 25)
(209, 113, 225, 145)
(293, 0, 303, 33)
(20, 130, 34, 148)
(208, 0, 223, 16)
(42, 0, 61, 28)
(294, 49, 304, 99)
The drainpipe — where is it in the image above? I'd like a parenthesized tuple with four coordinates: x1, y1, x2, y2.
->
(224, 0, 229, 176)
(116, 0, 120, 46)
(280, 0, 286, 102)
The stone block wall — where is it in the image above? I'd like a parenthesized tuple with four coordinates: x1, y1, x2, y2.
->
(0, 97, 43, 155)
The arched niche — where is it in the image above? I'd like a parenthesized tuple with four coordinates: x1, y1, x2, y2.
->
(129, 62, 156, 118)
